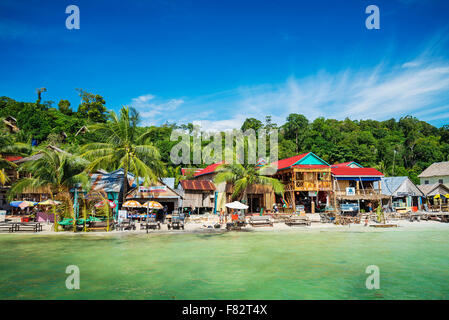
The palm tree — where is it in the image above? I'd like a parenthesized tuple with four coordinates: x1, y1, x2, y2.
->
(9, 149, 89, 231)
(214, 163, 284, 209)
(80, 106, 164, 206)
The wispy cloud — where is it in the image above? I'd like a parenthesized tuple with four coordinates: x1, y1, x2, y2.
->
(130, 44, 449, 131)
(130, 94, 184, 126)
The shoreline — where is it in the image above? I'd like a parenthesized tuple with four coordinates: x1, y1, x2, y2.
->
(1, 219, 448, 237)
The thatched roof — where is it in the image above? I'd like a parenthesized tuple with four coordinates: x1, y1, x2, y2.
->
(418, 161, 449, 178)
(418, 183, 449, 196)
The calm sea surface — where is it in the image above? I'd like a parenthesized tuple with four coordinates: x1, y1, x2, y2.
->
(1, 226, 448, 299)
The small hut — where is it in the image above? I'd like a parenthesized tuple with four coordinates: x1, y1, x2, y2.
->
(374, 177, 424, 212)
(417, 183, 449, 211)
(178, 180, 216, 215)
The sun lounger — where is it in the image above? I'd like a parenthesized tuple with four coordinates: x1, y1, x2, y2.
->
(285, 215, 311, 226)
(249, 216, 273, 227)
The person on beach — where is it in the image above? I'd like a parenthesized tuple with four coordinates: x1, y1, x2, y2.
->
(219, 208, 224, 223)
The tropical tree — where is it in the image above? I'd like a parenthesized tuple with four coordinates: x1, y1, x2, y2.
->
(9, 149, 90, 231)
(80, 106, 164, 206)
(214, 163, 284, 206)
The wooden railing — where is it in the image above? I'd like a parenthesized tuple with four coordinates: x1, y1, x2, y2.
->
(283, 180, 332, 191)
(335, 189, 381, 196)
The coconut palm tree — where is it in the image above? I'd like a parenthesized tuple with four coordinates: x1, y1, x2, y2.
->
(9, 148, 90, 231)
(214, 163, 284, 207)
(80, 106, 164, 206)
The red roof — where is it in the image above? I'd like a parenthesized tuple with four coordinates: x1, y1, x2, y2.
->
(194, 161, 224, 177)
(180, 180, 216, 191)
(271, 153, 309, 171)
(331, 162, 353, 168)
(5, 156, 23, 162)
(291, 164, 330, 169)
(181, 168, 202, 176)
(331, 167, 383, 176)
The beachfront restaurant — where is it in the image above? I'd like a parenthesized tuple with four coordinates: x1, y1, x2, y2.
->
(331, 162, 386, 213)
(374, 176, 424, 212)
(271, 152, 333, 214)
(192, 162, 276, 214)
(125, 178, 182, 215)
(177, 180, 216, 215)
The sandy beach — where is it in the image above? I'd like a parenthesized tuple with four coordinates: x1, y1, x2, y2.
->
(3, 215, 448, 236)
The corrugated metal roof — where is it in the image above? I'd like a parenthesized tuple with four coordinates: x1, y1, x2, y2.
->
(90, 169, 136, 193)
(161, 177, 175, 189)
(270, 153, 309, 171)
(180, 180, 216, 191)
(331, 167, 383, 177)
(374, 177, 424, 197)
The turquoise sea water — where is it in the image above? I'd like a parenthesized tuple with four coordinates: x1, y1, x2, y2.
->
(0, 226, 448, 299)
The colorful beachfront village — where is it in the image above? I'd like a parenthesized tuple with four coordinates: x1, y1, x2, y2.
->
(1, 136, 448, 233)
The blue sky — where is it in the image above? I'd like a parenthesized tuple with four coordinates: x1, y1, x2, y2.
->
(1, 0, 449, 130)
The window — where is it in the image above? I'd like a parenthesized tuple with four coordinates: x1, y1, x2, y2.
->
(424, 180, 429, 185)
(439, 179, 444, 184)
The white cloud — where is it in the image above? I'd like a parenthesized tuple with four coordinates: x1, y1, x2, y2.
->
(129, 94, 184, 126)
(129, 52, 449, 130)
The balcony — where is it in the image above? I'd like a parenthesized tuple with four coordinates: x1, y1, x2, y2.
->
(284, 180, 332, 192)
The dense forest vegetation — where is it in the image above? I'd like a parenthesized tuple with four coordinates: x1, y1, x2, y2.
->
(1, 91, 448, 185)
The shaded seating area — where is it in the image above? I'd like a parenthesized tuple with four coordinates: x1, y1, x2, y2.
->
(117, 219, 136, 231)
(57, 216, 114, 231)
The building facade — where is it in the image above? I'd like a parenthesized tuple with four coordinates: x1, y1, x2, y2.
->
(418, 161, 449, 188)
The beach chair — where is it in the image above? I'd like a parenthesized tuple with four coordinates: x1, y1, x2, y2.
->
(226, 214, 247, 230)
(285, 215, 311, 227)
(141, 216, 161, 231)
(167, 213, 184, 230)
(249, 216, 273, 227)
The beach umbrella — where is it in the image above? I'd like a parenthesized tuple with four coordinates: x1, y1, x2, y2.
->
(225, 201, 249, 210)
(9, 201, 24, 208)
(94, 200, 117, 209)
(18, 201, 37, 209)
(142, 201, 163, 209)
(122, 200, 142, 208)
(38, 199, 62, 206)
